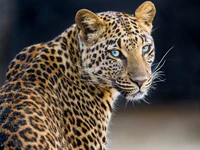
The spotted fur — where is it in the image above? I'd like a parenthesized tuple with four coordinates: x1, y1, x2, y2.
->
(0, 1, 156, 149)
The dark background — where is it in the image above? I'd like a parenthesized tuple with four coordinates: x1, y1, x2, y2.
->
(1, 0, 200, 108)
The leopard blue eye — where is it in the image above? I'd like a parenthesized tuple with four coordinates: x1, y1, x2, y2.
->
(142, 45, 151, 53)
(111, 49, 120, 57)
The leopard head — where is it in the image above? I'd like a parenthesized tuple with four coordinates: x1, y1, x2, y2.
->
(75, 1, 156, 101)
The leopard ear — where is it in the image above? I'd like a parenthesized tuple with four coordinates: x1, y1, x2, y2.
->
(75, 9, 105, 42)
(135, 1, 156, 33)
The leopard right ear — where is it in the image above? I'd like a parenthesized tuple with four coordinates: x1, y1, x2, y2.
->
(75, 9, 105, 42)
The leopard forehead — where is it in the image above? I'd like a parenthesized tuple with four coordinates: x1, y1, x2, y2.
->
(98, 12, 138, 48)
(98, 11, 140, 33)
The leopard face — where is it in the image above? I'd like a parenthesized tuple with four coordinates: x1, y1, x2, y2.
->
(76, 1, 156, 101)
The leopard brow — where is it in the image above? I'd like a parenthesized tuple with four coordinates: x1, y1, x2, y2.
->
(140, 34, 152, 44)
(117, 38, 121, 49)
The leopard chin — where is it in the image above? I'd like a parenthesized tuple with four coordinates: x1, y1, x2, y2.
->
(126, 91, 147, 101)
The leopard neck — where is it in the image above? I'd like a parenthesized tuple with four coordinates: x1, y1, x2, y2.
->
(46, 25, 120, 147)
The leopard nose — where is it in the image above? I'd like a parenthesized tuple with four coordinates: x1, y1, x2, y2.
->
(131, 78, 147, 88)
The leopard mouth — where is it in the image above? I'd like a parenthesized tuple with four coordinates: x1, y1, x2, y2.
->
(112, 80, 146, 100)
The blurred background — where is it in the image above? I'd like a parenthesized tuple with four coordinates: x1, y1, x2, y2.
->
(0, 0, 200, 149)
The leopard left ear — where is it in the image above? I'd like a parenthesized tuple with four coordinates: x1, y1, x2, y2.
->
(135, 1, 156, 33)
(75, 9, 105, 42)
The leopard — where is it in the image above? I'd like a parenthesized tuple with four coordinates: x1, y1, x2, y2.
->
(0, 1, 156, 150)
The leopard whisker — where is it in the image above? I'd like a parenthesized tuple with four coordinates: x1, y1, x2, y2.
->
(152, 46, 173, 73)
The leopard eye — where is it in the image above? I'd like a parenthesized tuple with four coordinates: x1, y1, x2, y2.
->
(142, 45, 151, 54)
(111, 49, 120, 58)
